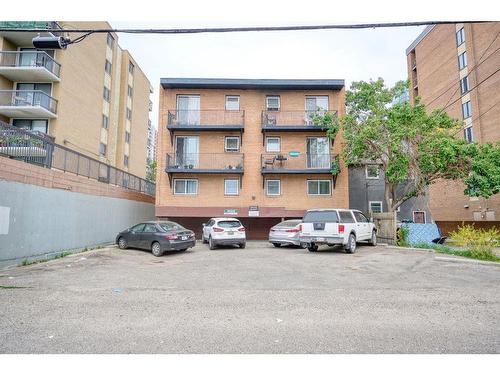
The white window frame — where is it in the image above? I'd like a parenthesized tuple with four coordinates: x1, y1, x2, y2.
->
(413, 210, 426, 224)
(266, 136, 281, 152)
(460, 76, 469, 94)
(462, 101, 472, 119)
(307, 179, 332, 196)
(369, 201, 383, 214)
(173, 179, 198, 195)
(458, 51, 467, 70)
(456, 27, 465, 46)
(224, 136, 240, 152)
(365, 165, 380, 179)
(266, 96, 280, 111)
(224, 179, 240, 196)
(225, 95, 240, 111)
(266, 179, 281, 196)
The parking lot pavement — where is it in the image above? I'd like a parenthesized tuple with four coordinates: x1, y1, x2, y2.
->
(0, 241, 499, 354)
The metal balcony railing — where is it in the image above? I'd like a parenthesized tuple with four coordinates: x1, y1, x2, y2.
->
(0, 90, 58, 114)
(262, 110, 337, 127)
(0, 51, 61, 78)
(261, 153, 339, 172)
(167, 110, 245, 127)
(166, 153, 244, 172)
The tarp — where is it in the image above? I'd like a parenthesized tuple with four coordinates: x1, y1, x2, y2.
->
(403, 223, 442, 246)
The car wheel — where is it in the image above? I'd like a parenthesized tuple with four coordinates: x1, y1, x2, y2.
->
(151, 241, 163, 257)
(272, 243, 281, 248)
(308, 243, 318, 252)
(369, 230, 377, 246)
(209, 236, 216, 250)
(118, 237, 127, 249)
(202, 234, 208, 244)
(299, 243, 308, 249)
(239, 242, 246, 249)
(345, 233, 357, 254)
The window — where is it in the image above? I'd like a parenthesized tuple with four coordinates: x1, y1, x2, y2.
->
(458, 51, 467, 70)
(456, 27, 465, 46)
(175, 136, 199, 167)
(106, 33, 114, 48)
(338, 211, 355, 223)
(307, 137, 330, 168)
(128, 61, 134, 74)
(224, 136, 240, 152)
(103, 87, 111, 102)
(266, 96, 280, 111)
(353, 211, 369, 223)
(464, 126, 474, 143)
(224, 179, 239, 196)
(124, 155, 129, 167)
(176, 95, 200, 125)
(12, 119, 48, 133)
(159, 222, 185, 231)
(303, 210, 339, 223)
(462, 101, 472, 119)
(125, 131, 130, 143)
(218, 220, 242, 228)
(369, 201, 383, 213)
(143, 224, 158, 233)
(307, 180, 331, 195)
(101, 114, 108, 129)
(225, 95, 240, 111)
(173, 179, 198, 195)
(99, 142, 107, 156)
(460, 76, 469, 94)
(127, 85, 133, 97)
(266, 180, 281, 196)
(104, 59, 112, 74)
(365, 165, 380, 179)
(126, 108, 132, 120)
(266, 137, 280, 152)
(305, 96, 329, 112)
(130, 223, 145, 232)
(413, 211, 426, 224)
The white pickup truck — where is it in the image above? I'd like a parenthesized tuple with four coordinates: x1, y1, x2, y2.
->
(299, 209, 377, 253)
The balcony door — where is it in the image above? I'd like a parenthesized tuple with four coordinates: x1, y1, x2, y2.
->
(305, 96, 329, 125)
(176, 95, 200, 125)
(15, 83, 51, 108)
(175, 136, 199, 168)
(307, 137, 330, 168)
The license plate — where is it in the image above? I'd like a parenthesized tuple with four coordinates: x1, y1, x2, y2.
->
(227, 231, 234, 235)
(315, 237, 325, 242)
(181, 236, 187, 240)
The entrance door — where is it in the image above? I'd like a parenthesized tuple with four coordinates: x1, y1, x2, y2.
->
(307, 137, 330, 168)
(176, 95, 200, 125)
(175, 136, 199, 168)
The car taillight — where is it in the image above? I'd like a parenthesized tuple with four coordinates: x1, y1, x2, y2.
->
(238, 227, 246, 232)
(213, 227, 224, 232)
(338, 224, 345, 233)
(286, 226, 301, 233)
(165, 234, 178, 240)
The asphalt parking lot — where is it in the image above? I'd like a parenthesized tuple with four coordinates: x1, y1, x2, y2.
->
(0, 241, 499, 353)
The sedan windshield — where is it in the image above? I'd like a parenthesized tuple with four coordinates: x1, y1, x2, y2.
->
(218, 220, 242, 228)
(159, 222, 185, 231)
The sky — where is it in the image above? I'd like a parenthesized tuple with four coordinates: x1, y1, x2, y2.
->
(112, 22, 425, 130)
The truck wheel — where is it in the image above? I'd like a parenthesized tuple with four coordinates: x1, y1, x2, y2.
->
(308, 243, 318, 252)
(368, 231, 377, 246)
(345, 233, 357, 254)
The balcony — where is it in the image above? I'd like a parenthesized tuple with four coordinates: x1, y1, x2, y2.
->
(0, 21, 62, 46)
(166, 153, 244, 173)
(0, 90, 58, 118)
(261, 152, 339, 175)
(261, 110, 337, 132)
(0, 51, 61, 82)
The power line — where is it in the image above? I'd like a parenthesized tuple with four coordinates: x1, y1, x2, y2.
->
(0, 20, 492, 34)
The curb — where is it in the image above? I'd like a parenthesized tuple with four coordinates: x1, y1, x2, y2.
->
(433, 255, 500, 267)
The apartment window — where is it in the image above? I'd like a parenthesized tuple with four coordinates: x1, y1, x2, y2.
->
(266, 137, 281, 152)
(174, 179, 198, 195)
(307, 180, 331, 196)
(456, 27, 465, 46)
(458, 51, 467, 70)
(12, 119, 48, 133)
(224, 136, 240, 152)
(305, 96, 329, 112)
(464, 126, 474, 143)
(462, 101, 472, 119)
(128, 62, 134, 74)
(101, 114, 109, 129)
(413, 211, 426, 224)
(127, 85, 133, 97)
(365, 165, 380, 179)
(225, 95, 240, 111)
(125, 131, 130, 143)
(99, 142, 107, 156)
(369, 201, 383, 214)
(106, 33, 114, 48)
(103, 87, 111, 102)
(126, 108, 132, 120)
(266, 96, 280, 111)
(266, 180, 281, 196)
(104, 59, 112, 74)
(460, 76, 470, 94)
(224, 179, 240, 196)
(124, 155, 129, 167)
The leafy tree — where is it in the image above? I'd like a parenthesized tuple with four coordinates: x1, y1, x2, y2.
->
(324, 78, 499, 213)
(146, 159, 157, 183)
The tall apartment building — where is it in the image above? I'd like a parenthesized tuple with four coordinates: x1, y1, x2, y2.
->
(406, 22, 500, 230)
(156, 78, 348, 239)
(0, 21, 152, 178)
(147, 119, 157, 162)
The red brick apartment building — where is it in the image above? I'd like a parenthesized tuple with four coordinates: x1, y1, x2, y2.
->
(156, 78, 347, 239)
(406, 22, 500, 232)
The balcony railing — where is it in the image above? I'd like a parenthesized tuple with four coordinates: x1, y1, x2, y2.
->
(262, 110, 337, 128)
(0, 51, 61, 78)
(0, 90, 58, 114)
(166, 153, 244, 173)
(167, 110, 245, 128)
(261, 153, 339, 173)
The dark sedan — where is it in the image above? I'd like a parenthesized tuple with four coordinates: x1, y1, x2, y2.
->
(115, 221, 196, 256)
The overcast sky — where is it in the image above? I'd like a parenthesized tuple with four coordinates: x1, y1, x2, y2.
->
(112, 22, 425, 129)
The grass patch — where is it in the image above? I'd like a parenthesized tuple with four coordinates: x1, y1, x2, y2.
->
(0, 285, 29, 289)
(412, 243, 500, 263)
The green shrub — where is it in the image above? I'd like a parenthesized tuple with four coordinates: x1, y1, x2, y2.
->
(397, 225, 410, 247)
(449, 224, 499, 259)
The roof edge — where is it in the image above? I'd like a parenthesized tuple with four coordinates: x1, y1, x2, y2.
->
(160, 78, 345, 90)
(406, 25, 436, 55)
